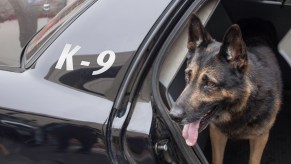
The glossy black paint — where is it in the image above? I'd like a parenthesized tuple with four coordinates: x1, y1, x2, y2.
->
(0, 0, 197, 163)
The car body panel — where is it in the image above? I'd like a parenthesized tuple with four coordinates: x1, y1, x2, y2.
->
(0, 0, 174, 163)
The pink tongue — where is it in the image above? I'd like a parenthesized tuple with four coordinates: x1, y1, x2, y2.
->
(182, 119, 201, 146)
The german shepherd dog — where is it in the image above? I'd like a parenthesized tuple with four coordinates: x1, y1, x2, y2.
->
(169, 14, 282, 164)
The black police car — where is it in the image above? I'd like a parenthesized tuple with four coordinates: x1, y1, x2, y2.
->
(0, 0, 290, 163)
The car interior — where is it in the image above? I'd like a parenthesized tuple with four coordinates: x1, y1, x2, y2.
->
(157, 0, 291, 163)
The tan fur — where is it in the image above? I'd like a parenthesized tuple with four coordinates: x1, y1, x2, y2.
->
(218, 112, 232, 122)
(249, 133, 269, 164)
(210, 124, 228, 164)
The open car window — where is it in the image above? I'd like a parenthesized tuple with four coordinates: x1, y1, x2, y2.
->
(154, 0, 291, 163)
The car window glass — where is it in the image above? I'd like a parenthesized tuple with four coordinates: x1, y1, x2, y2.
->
(0, 0, 69, 67)
(25, 0, 92, 62)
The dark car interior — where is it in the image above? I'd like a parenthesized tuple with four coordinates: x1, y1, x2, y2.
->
(159, 0, 291, 163)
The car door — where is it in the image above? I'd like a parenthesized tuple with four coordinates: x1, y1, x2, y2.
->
(0, 0, 172, 163)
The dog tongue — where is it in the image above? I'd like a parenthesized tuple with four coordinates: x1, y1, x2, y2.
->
(182, 119, 201, 146)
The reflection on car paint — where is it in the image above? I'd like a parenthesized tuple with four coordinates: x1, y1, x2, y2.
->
(0, 109, 108, 164)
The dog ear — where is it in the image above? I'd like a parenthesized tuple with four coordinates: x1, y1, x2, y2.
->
(220, 24, 247, 71)
(188, 14, 212, 51)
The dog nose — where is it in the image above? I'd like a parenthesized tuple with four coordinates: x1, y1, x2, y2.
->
(169, 105, 186, 123)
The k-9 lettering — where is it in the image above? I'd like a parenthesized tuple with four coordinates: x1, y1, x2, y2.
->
(55, 44, 116, 75)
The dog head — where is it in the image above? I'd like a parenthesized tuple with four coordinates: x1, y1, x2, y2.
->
(169, 14, 249, 146)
